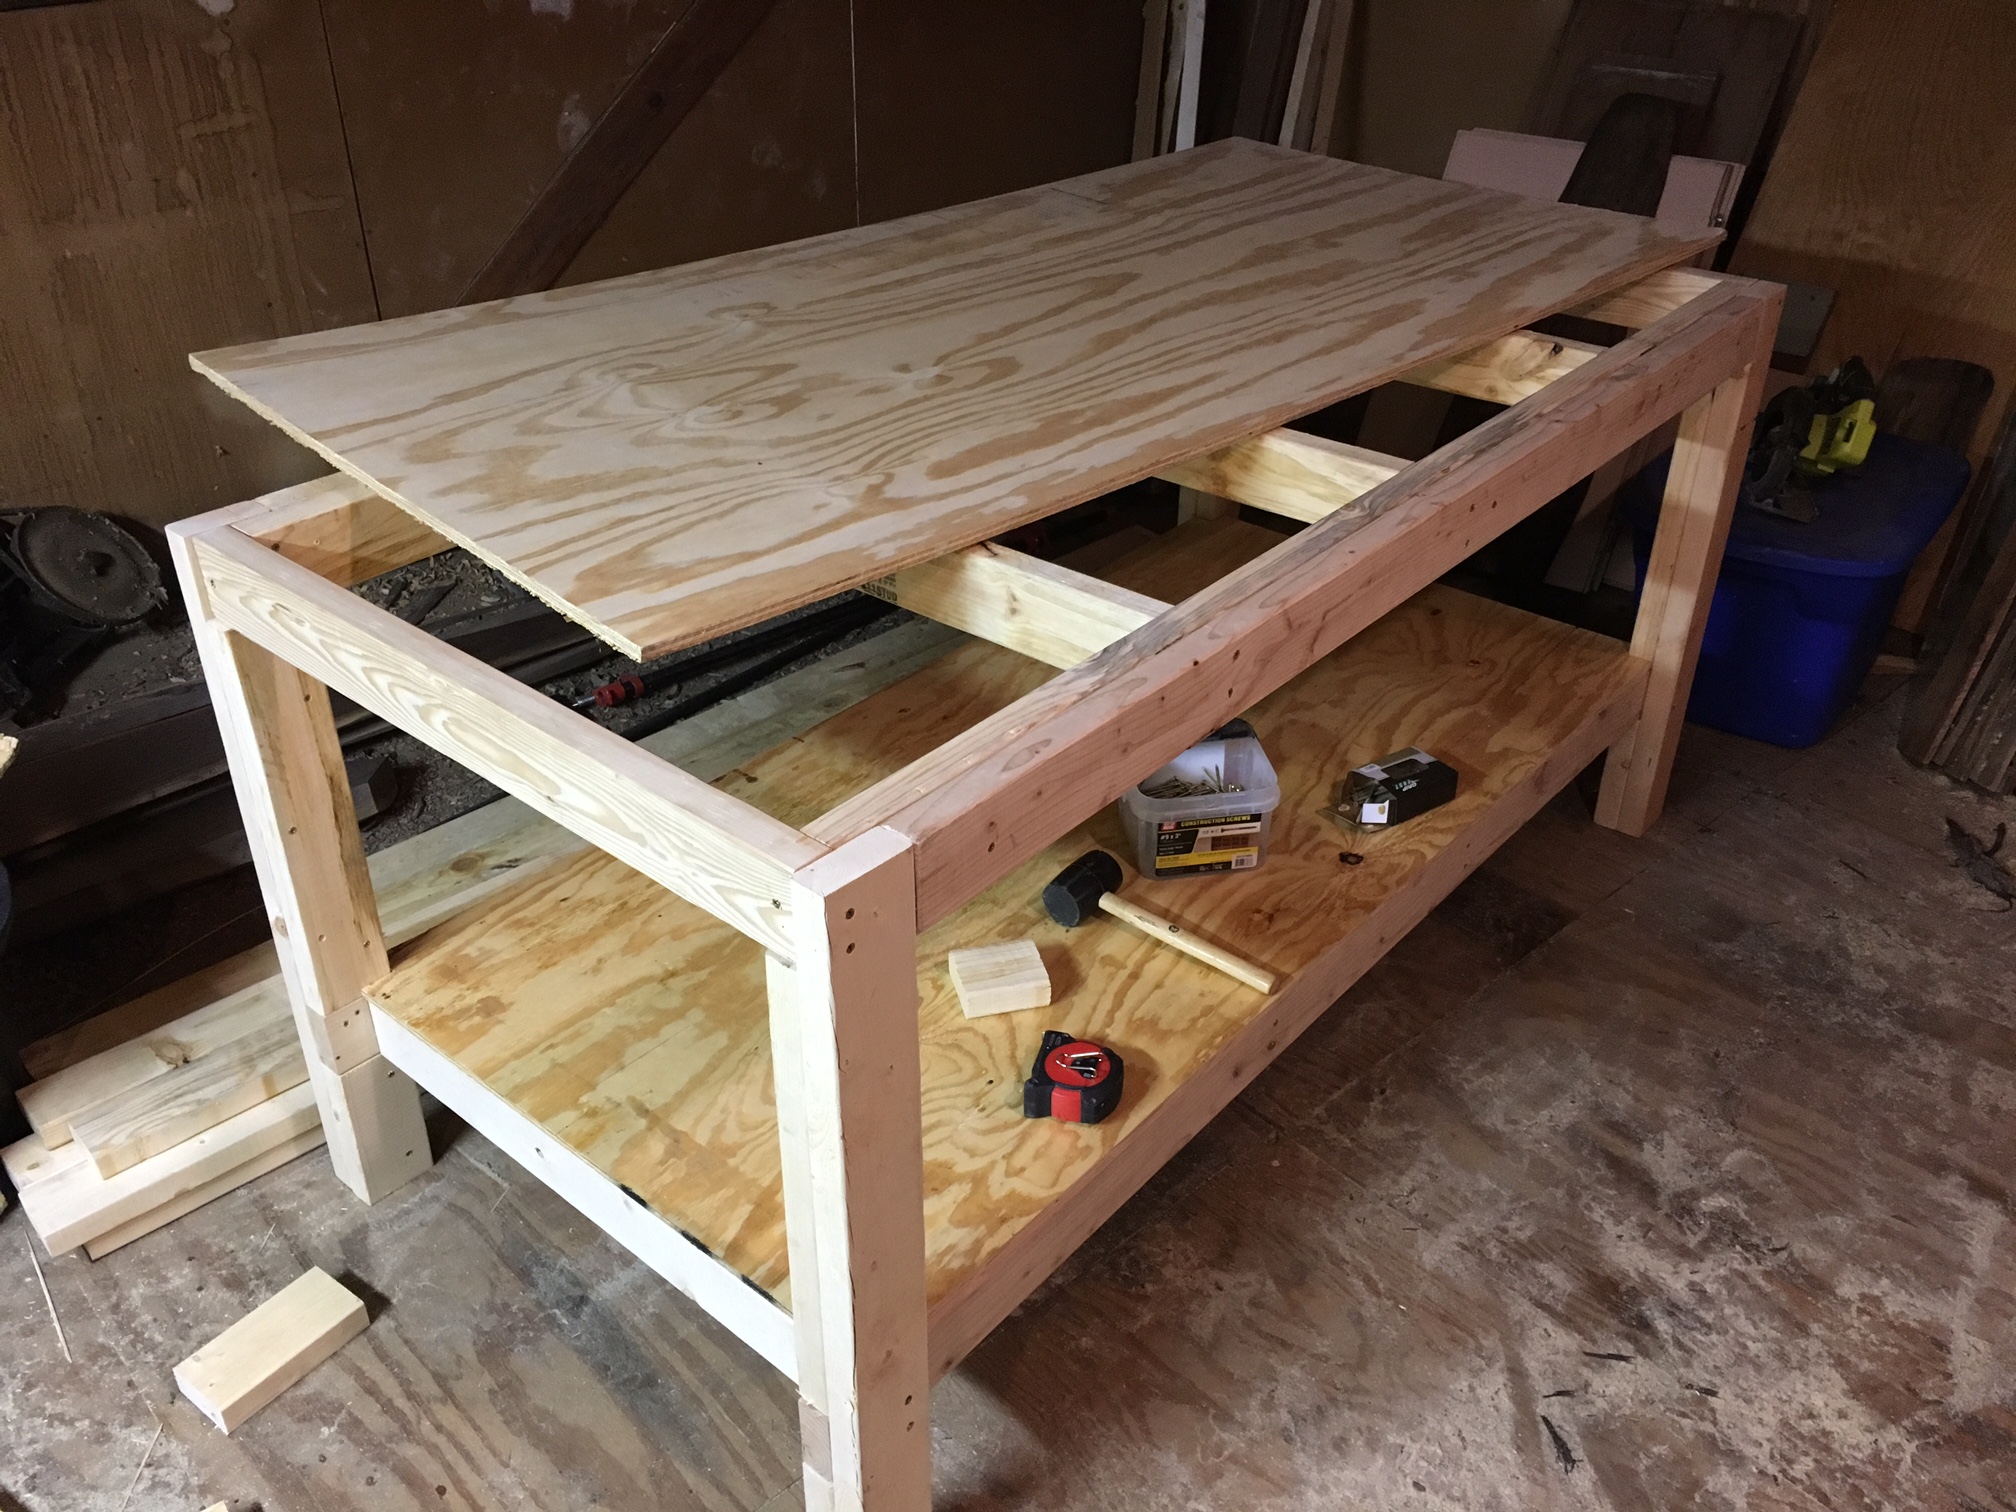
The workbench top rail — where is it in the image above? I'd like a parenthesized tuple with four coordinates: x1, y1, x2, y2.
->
(806, 276, 1782, 929)
(175, 520, 825, 960)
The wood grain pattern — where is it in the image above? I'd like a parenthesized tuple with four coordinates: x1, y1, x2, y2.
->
(192, 139, 1712, 659)
(1597, 363, 1769, 835)
(865, 543, 1165, 669)
(1158, 429, 1402, 523)
(1402, 329, 1601, 406)
(18, 975, 285, 1148)
(186, 524, 821, 958)
(0, 0, 378, 530)
(947, 941, 1051, 1018)
(248, 477, 452, 586)
(12, 1081, 323, 1253)
(809, 278, 1779, 929)
(70, 1017, 306, 1179)
(13, 615, 962, 1147)
(1573, 266, 1719, 328)
(81, 1127, 325, 1261)
(1731, 0, 2016, 477)
(174, 1267, 367, 1433)
(368, 522, 1646, 1361)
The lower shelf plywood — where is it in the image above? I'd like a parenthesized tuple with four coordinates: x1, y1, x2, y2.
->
(367, 520, 1648, 1370)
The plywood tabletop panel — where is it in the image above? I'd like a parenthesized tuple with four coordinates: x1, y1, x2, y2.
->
(194, 140, 1710, 658)
(369, 523, 1646, 1312)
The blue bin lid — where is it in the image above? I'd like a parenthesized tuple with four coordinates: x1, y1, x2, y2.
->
(1632, 432, 1971, 579)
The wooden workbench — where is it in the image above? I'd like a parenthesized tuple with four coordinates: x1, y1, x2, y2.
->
(167, 140, 1778, 1510)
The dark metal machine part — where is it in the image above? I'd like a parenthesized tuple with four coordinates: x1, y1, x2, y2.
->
(0, 508, 167, 721)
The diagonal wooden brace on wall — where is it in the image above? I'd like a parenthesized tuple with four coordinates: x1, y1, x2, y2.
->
(459, 0, 783, 304)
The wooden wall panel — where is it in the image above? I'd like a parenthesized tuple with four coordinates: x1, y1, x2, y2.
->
(1346, 0, 1576, 177)
(0, 0, 377, 529)
(1, 0, 1143, 530)
(1732, 0, 2016, 471)
(851, 0, 1140, 224)
(317, 0, 689, 318)
(564, 0, 857, 286)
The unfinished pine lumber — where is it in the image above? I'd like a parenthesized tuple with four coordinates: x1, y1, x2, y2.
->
(11, 1083, 322, 1254)
(3, 616, 964, 1256)
(947, 941, 1052, 1018)
(69, 1016, 306, 1178)
(18, 975, 284, 1147)
(174, 1267, 367, 1432)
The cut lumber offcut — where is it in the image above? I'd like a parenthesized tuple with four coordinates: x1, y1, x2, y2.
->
(1159, 431, 1403, 523)
(13, 1081, 322, 1254)
(866, 544, 1165, 669)
(70, 1016, 307, 1178)
(947, 941, 1052, 1019)
(174, 1267, 367, 1433)
(84, 1127, 325, 1260)
(20, 975, 289, 1147)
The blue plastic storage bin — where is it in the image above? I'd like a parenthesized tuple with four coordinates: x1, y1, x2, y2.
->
(1628, 432, 1970, 748)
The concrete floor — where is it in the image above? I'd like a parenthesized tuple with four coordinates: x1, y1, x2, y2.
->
(3, 676, 2014, 1511)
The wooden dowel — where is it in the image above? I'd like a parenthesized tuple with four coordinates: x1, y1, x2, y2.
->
(1096, 892, 1279, 993)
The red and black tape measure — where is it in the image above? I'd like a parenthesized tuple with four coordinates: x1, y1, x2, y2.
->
(1022, 1030, 1124, 1125)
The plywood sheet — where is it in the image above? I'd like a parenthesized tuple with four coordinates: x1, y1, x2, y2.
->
(194, 139, 1710, 658)
(370, 521, 1646, 1306)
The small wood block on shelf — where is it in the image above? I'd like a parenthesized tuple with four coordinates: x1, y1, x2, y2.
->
(947, 941, 1052, 1019)
(175, 1267, 367, 1433)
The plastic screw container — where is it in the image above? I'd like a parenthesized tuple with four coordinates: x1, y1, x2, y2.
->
(1118, 723, 1282, 880)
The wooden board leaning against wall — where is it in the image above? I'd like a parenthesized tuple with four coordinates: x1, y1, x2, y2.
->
(1732, 0, 2016, 631)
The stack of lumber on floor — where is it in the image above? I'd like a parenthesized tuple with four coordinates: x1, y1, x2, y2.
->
(3, 615, 961, 1258)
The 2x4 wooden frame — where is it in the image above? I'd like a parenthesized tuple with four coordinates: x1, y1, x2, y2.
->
(167, 264, 1778, 1511)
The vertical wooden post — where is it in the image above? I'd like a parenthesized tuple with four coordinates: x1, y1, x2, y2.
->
(169, 530, 433, 1203)
(1595, 361, 1767, 835)
(769, 828, 931, 1512)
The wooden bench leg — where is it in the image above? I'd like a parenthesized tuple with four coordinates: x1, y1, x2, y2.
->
(770, 829, 931, 1512)
(1595, 363, 1768, 836)
(175, 546, 432, 1202)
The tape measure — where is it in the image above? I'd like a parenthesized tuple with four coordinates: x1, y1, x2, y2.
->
(1022, 1030, 1125, 1124)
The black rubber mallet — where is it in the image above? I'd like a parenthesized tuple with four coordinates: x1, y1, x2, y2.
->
(1042, 850, 1278, 993)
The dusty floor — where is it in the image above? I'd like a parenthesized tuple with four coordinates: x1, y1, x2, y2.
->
(3, 676, 2013, 1512)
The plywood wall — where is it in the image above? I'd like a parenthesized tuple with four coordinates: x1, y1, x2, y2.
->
(0, 0, 378, 529)
(1343, 0, 1577, 177)
(1732, 0, 2016, 469)
(0, 0, 1141, 529)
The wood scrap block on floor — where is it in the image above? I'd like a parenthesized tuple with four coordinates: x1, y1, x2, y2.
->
(174, 1267, 367, 1433)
